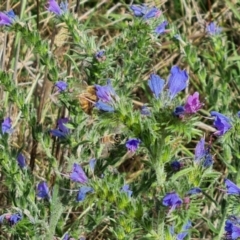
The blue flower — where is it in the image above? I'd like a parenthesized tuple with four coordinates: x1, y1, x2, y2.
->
(210, 111, 232, 136)
(95, 80, 116, 103)
(47, 0, 68, 16)
(176, 221, 192, 240)
(173, 106, 185, 117)
(9, 213, 22, 226)
(237, 111, 240, 118)
(225, 219, 240, 240)
(206, 22, 221, 35)
(89, 158, 96, 171)
(155, 20, 168, 35)
(0, 10, 16, 26)
(95, 50, 105, 61)
(143, 7, 160, 20)
(1, 117, 12, 134)
(171, 160, 182, 171)
(63, 233, 70, 240)
(37, 181, 50, 199)
(50, 117, 70, 138)
(167, 66, 188, 99)
(162, 192, 183, 209)
(194, 138, 213, 167)
(148, 74, 165, 99)
(141, 105, 151, 116)
(76, 186, 94, 201)
(17, 153, 26, 168)
(130, 4, 146, 17)
(187, 187, 202, 195)
(225, 179, 240, 195)
(203, 153, 213, 167)
(130, 5, 160, 19)
(70, 163, 88, 183)
(195, 138, 205, 161)
(125, 138, 141, 153)
(55, 81, 68, 92)
(57, 118, 70, 133)
(121, 184, 133, 197)
(95, 101, 114, 112)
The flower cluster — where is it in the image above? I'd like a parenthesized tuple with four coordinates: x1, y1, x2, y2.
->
(173, 92, 202, 117)
(148, 66, 189, 101)
(0, 212, 22, 226)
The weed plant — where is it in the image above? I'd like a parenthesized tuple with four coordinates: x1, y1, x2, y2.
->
(1, 0, 240, 239)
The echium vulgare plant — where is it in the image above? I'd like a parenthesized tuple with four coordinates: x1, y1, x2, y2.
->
(1, 0, 240, 239)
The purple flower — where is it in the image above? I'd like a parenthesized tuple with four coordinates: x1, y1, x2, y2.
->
(50, 117, 70, 138)
(130, 5, 160, 19)
(141, 105, 151, 116)
(171, 160, 182, 171)
(167, 66, 188, 99)
(95, 101, 114, 112)
(0, 10, 16, 26)
(95, 50, 105, 60)
(148, 74, 165, 99)
(184, 92, 202, 114)
(173, 106, 185, 117)
(70, 163, 88, 183)
(125, 138, 141, 152)
(176, 221, 192, 240)
(187, 187, 202, 195)
(89, 158, 96, 171)
(47, 0, 68, 16)
(162, 192, 183, 209)
(210, 111, 232, 136)
(55, 81, 68, 92)
(95, 80, 116, 103)
(155, 20, 168, 35)
(63, 233, 70, 240)
(225, 220, 240, 240)
(121, 184, 133, 197)
(225, 179, 240, 195)
(1, 117, 12, 134)
(76, 186, 93, 202)
(194, 138, 213, 167)
(203, 153, 213, 167)
(57, 118, 69, 133)
(143, 7, 161, 20)
(130, 4, 146, 17)
(37, 181, 50, 199)
(17, 153, 26, 168)
(206, 22, 221, 35)
(195, 138, 205, 161)
(237, 111, 240, 118)
(9, 213, 22, 226)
